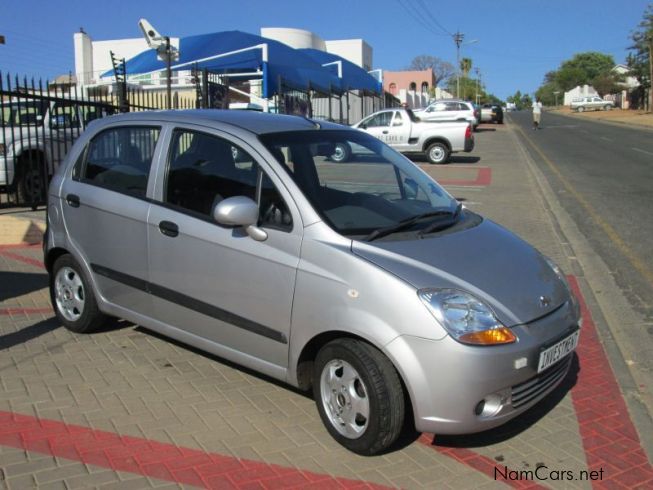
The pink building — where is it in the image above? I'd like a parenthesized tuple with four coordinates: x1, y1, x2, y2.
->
(383, 69, 436, 96)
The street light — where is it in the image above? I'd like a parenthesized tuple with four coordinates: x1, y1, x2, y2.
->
(474, 67, 481, 105)
(453, 32, 478, 99)
(138, 19, 180, 109)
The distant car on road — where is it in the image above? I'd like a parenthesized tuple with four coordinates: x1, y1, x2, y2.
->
(351, 108, 474, 164)
(570, 96, 615, 112)
(480, 104, 504, 124)
(413, 99, 479, 129)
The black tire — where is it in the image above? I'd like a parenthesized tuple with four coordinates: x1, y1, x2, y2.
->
(313, 338, 405, 455)
(425, 142, 450, 164)
(330, 142, 351, 163)
(604, 105, 612, 111)
(16, 154, 47, 207)
(50, 254, 107, 333)
(577, 106, 585, 113)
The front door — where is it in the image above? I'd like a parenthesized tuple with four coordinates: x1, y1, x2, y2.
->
(146, 127, 301, 368)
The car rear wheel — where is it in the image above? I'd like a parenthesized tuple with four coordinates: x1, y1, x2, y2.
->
(577, 106, 585, 113)
(50, 254, 107, 333)
(426, 142, 450, 164)
(16, 155, 47, 207)
(604, 105, 612, 111)
(330, 142, 351, 163)
(313, 338, 405, 455)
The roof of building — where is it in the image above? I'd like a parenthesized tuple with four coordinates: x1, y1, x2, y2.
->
(105, 30, 382, 96)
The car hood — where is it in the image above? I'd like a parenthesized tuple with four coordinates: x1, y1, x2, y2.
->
(352, 219, 569, 327)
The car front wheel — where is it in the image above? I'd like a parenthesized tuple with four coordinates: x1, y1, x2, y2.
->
(426, 142, 450, 164)
(50, 254, 107, 333)
(604, 105, 612, 111)
(313, 338, 405, 455)
(577, 106, 585, 113)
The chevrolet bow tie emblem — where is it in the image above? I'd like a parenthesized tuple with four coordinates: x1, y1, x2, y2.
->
(539, 295, 551, 307)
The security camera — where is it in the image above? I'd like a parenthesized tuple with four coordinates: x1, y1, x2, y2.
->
(138, 18, 165, 49)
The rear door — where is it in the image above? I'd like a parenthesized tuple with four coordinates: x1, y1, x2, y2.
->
(60, 124, 162, 315)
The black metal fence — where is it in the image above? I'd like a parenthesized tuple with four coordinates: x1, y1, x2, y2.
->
(1, 68, 393, 208)
(0, 71, 195, 208)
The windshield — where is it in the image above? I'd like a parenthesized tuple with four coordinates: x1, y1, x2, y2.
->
(0, 101, 48, 126)
(259, 129, 458, 237)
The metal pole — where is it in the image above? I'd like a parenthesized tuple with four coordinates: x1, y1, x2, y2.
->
(166, 36, 172, 110)
(454, 32, 463, 99)
(648, 36, 653, 112)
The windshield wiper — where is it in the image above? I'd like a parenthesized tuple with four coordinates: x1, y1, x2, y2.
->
(364, 209, 457, 242)
(417, 203, 463, 238)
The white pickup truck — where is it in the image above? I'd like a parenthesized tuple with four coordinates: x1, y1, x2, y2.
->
(343, 108, 473, 164)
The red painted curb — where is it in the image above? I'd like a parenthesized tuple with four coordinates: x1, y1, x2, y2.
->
(567, 276, 653, 489)
(0, 411, 392, 489)
(0, 250, 44, 269)
(438, 167, 492, 187)
(0, 307, 52, 316)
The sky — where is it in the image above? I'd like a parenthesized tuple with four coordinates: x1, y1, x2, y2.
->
(0, 0, 649, 100)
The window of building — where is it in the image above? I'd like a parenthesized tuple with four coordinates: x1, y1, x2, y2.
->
(409, 82, 417, 91)
(421, 82, 429, 93)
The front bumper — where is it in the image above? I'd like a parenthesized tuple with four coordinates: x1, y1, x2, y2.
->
(384, 300, 579, 434)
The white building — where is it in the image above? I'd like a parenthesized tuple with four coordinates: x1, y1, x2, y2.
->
(563, 84, 598, 106)
(259, 28, 372, 71)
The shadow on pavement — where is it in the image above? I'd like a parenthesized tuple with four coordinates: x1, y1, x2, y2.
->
(0, 271, 48, 302)
(426, 353, 580, 449)
(0, 316, 59, 350)
(135, 326, 313, 399)
(410, 155, 481, 165)
(475, 127, 497, 132)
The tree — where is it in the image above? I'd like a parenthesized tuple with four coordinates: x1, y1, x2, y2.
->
(554, 52, 615, 91)
(592, 72, 624, 97)
(407, 55, 455, 87)
(628, 4, 653, 110)
(460, 58, 472, 78)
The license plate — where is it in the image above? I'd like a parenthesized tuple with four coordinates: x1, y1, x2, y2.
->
(537, 330, 580, 373)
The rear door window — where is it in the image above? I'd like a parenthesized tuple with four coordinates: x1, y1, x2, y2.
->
(80, 126, 160, 197)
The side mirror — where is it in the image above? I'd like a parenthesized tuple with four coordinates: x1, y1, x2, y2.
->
(213, 196, 268, 241)
(359, 123, 367, 129)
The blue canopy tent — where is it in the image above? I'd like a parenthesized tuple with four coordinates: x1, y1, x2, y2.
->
(103, 30, 342, 97)
(298, 49, 382, 95)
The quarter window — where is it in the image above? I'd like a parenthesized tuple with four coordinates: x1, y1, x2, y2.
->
(82, 126, 160, 197)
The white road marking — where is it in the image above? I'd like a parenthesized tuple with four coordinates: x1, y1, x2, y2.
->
(632, 147, 653, 157)
(600, 136, 613, 142)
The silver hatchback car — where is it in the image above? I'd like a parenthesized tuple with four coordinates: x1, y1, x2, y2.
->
(45, 110, 580, 455)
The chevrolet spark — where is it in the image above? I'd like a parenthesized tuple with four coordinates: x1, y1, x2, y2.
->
(45, 110, 580, 455)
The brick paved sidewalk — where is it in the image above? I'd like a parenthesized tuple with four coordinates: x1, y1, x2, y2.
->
(0, 123, 651, 489)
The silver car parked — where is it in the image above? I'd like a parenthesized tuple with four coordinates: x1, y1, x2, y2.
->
(45, 110, 581, 455)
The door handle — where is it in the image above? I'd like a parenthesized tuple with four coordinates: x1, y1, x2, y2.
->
(158, 220, 179, 237)
(65, 194, 80, 208)
(382, 130, 389, 134)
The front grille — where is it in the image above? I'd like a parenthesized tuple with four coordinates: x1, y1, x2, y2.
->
(511, 355, 571, 408)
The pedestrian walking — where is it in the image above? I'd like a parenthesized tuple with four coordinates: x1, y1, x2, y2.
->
(532, 97, 543, 130)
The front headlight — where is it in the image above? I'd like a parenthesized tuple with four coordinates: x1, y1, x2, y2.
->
(418, 289, 516, 346)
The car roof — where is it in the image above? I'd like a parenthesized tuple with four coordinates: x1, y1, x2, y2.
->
(93, 109, 345, 135)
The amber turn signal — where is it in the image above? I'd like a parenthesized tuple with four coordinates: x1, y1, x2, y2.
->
(459, 327, 517, 345)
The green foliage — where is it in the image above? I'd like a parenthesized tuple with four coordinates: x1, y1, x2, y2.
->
(555, 52, 615, 91)
(628, 4, 653, 90)
(460, 58, 473, 78)
(506, 90, 531, 110)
